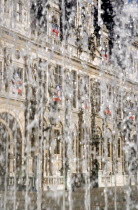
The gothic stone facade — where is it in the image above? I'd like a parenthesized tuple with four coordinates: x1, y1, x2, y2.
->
(0, 0, 138, 190)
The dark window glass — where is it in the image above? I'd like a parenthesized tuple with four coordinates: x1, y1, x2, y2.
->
(0, 62, 2, 90)
(54, 130, 60, 154)
(16, 1, 22, 22)
(108, 139, 111, 157)
(118, 138, 121, 158)
(72, 70, 77, 108)
(54, 65, 62, 86)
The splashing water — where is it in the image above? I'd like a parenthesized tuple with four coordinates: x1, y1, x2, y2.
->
(0, 0, 138, 209)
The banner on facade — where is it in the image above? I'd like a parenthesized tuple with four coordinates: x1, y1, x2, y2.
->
(53, 85, 62, 102)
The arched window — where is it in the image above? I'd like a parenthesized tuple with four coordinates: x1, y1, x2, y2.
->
(54, 65, 62, 88)
(73, 127, 78, 157)
(118, 138, 121, 158)
(54, 129, 61, 154)
(65, 0, 77, 29)
(80, 128, 84, 160)
(53, 122, 62, 155)
(16, 1, 22, 22)
(94, 0, 100, 39)
(31, 0, 47, 34)
(0, 113, 22, 174)
(0, 61, 3, 90)
(84, 75, 90, 109)
(78, 74, 89, 110)
(91, 80, 101, 113)
(4, 0, 9, 13)
(106, 129, 112, 158)
(52, 16, 59, 37)
(117, 90, 122, 119)
(72, 70, 77, 108)
(53, 65, 62, 102)
(0, 121, 10, 175)
(107, 139, 111, 157)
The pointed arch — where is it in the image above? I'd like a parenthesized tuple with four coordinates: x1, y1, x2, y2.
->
(0, 107, 24, 140)
(0, 112, 22, 174)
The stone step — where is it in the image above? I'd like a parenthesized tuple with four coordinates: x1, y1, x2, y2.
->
(0, 186, 137, 210)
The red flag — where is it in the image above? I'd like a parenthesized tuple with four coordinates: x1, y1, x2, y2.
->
(12, 72, 23, 95)
(84, 99, 89, 109)
(106, 109, 111, 115)
(52, 23, 59, 37)
(105, 107, 111, 115)
(104, 53, 108, 60)
(53, 85, 62, 102)
(130, 116, 135, 120)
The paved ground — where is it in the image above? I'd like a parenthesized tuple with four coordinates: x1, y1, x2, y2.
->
(0, 186, 138, 210)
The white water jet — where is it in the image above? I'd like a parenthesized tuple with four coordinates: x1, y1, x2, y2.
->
(0, 0, 138, 209)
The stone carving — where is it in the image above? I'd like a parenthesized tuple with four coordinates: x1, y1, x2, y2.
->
(48, 65, 56, 101)
(15, 50, 21, 60)
(4, 47, 12, 66)
(3, 47, 12, 91)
